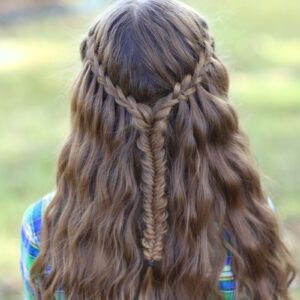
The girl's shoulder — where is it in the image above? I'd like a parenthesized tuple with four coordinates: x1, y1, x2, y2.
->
(20, 191, 57, 299)
(21, 191, 55, 247)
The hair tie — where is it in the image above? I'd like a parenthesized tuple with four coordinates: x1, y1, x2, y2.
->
(147, 259, 155, 268)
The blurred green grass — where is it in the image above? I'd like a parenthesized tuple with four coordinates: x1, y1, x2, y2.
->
(0, 0, 299, 298)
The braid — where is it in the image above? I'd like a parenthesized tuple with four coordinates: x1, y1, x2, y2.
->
(84, 40, 153, 131)
(82, 33, 214, 272)
(144, 47, 213, 268)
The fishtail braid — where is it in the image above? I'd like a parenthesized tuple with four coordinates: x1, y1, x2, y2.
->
(146, 44, 214, 267)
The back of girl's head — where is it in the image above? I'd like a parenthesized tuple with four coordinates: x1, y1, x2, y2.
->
(29, 0, 297, 299)
(80, 0, 226, 103)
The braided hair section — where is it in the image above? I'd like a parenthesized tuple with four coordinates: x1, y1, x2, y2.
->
(82, 30, 214, 277)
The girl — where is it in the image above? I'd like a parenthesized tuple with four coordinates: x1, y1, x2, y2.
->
(20, 0, 297, 299)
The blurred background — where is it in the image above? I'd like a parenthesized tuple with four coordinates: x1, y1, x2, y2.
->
(0, 0, 299, 298)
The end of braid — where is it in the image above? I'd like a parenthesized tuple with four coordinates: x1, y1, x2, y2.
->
(139, 264, 156, 299)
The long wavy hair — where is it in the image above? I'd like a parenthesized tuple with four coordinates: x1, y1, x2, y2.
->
(29, 0, 297, 299)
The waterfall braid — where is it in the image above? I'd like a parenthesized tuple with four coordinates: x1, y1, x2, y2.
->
(29, 0, 297, 299)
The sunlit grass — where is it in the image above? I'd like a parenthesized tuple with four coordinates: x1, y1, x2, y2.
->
(256, 36, 300, 67)
(0, 39, 69, 71)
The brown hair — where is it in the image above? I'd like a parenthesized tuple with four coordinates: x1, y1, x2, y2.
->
(29, 0, 297, 299)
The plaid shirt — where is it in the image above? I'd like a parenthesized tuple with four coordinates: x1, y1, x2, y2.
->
(20, 192, 275, 300)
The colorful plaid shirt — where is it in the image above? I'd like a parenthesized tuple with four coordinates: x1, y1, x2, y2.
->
(20, 192, 276, 300)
